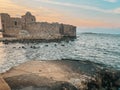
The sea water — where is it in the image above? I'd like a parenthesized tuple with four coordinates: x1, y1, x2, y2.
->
(0, 32, 120, 73)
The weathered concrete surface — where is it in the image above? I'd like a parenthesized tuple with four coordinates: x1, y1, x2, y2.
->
(0, 76, 11, 90)
(1, 60, 120, 90)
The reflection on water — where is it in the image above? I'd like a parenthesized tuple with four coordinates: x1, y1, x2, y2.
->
(0, 33, 120, 73)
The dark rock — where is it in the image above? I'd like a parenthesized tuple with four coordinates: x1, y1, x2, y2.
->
(30, 46, 37, 49)
(87, 69, 120, 90)
(87, 80, 99, 90)
(115, 79, 120, 87)
(5, 74, 77, 90)
(4, 41, 9, 44)
(61, 44, 65, 46)
(21, 46, 26, 49)
(54, 44, 57, 46)
(51, 82, 78, 90)
(45, 45, 48, 47)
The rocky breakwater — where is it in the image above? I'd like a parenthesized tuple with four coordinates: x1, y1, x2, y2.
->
(0, 60, 120, 90)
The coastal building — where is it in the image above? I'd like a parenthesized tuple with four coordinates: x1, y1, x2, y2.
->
(0, 12, 76, 39)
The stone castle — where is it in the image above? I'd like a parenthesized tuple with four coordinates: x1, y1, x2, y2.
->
(0, 12, 76, 39)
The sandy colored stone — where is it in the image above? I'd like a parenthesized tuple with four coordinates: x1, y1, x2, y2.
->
(2, 60, 94, 89)
(1, 60, 120, 90)
(0, 12, 76, 39)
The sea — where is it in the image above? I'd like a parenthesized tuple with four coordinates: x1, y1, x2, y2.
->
(0, 32, 120, 73)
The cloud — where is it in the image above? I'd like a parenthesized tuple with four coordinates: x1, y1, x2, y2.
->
(104, 0, 117, 3)
(36, 0, 120, 14)
(1, 0, 120, 28)
(112, 8, 120, 13)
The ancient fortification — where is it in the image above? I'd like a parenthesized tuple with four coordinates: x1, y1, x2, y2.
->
(0, 12, 76, 40)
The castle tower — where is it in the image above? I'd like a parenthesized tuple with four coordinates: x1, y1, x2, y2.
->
(21, 12, 36, 29)
(0, 13, 11, 32)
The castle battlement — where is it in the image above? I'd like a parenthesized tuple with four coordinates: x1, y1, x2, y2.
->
(0, 12, 76, 39)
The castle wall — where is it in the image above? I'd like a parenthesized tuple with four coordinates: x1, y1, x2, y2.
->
(63, 24, 76, 37)
(3, 29, 20, 37)
(11, 18, 22, 29)
(0, 13, 11, 31)
(0, 14, 22, 37)
(25, 22, 62, 39)
(0, 12, 76, 39)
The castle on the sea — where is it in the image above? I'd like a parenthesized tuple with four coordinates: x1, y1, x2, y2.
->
(0, 12, 76, 39)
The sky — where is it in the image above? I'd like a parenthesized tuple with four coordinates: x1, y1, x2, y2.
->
(0, 0, 120, 33)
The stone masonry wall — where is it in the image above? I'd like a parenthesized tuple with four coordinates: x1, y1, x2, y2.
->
(0, 12, 76, 39)
(63, 24, 76, 37)
(0, 13, 11, 31)
(21, 12, 36, 30)
(0, 14, 23, 37)
(11, 18, 22, 29)
(3, 27, 21, 37)
(25, 22, 62, 39)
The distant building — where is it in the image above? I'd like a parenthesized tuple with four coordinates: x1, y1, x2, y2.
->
(0, 12, 76, 39)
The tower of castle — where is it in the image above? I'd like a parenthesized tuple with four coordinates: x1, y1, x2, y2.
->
(21, 12, 36, 29)
(0, 13, 11, 32)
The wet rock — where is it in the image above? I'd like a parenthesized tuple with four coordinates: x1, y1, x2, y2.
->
(87, 79, 100, 90)
(4, 41, 9, 44)
(54, 44, 57, 46)
(115, 79, 120, 87)
(61, 44, 65, 46)
(21, 46, 26, 49)
(30, 46, 37, 49)
(88, 69, 120, 90)
(52, 82, 78, 90)
(45, 45, 48, 47)
(13, 47, 16, 49)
